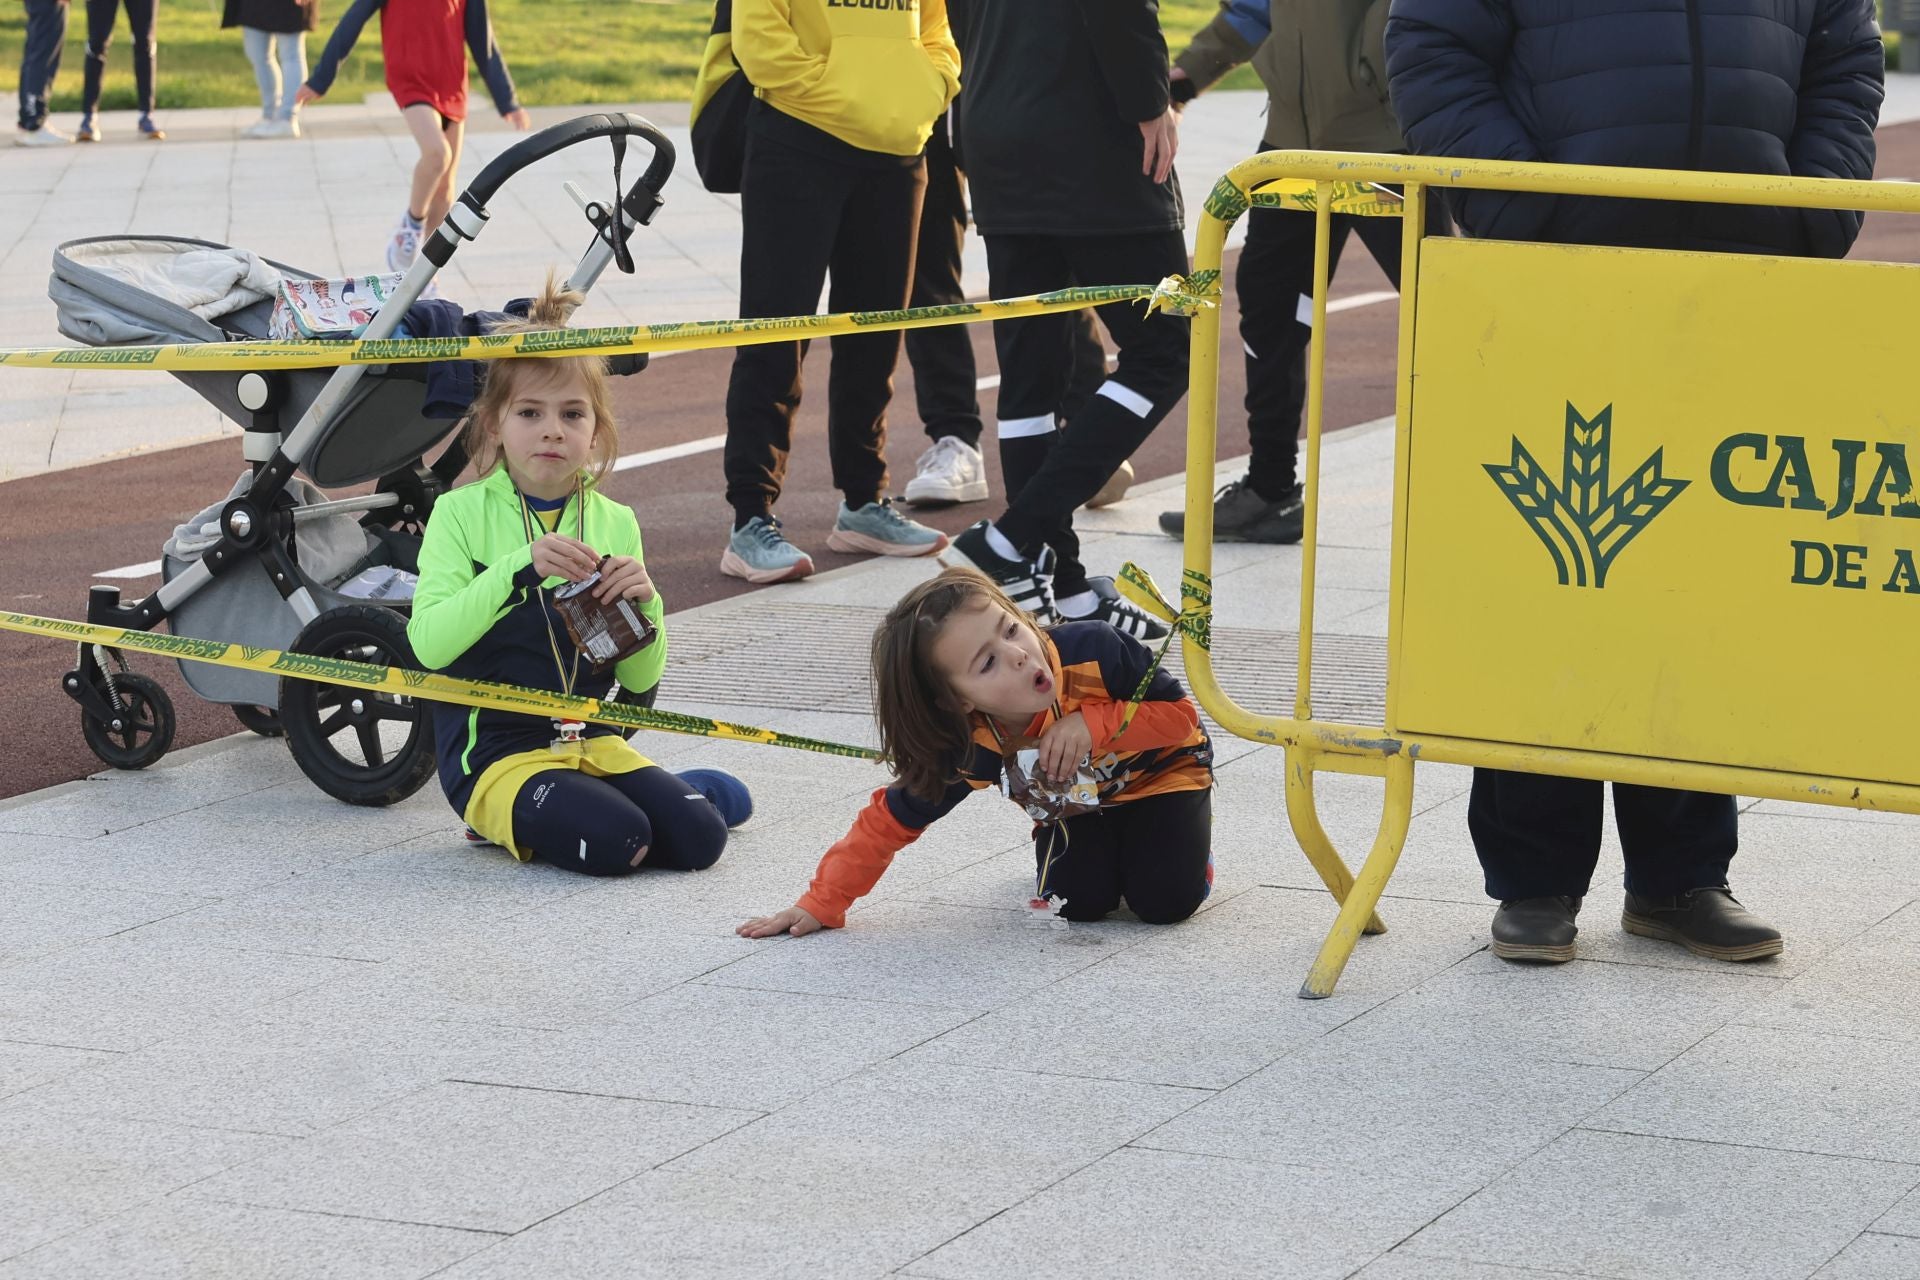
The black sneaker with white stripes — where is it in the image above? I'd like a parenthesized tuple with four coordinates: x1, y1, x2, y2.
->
(952, 521, 1059, 624)
(1059, 575, 1170, 642)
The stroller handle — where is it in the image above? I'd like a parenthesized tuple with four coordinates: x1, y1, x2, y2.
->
(460, 113, 676, 215)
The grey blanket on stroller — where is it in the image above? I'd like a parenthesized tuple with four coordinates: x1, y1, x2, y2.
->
(54, 240, 282, 345)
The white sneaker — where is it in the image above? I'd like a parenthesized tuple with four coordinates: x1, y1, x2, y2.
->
(385, 214, 423, 274)
(15, 124, 70, 147)
(903, 435, 989, 506)
(1084, 458, 1135, 509)
(259, 117, 299, 139)
(242, 115, 275, 138)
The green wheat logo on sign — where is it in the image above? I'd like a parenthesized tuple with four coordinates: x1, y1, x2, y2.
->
(1486, 403, 1688, 588)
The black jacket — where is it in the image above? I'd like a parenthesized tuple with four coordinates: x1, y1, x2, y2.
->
(950, 0, 1182, 236)
(1384, 0, 1883, 257)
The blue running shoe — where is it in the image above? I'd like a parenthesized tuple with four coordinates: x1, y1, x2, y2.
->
(680, 767, 753, 828)
(826, 498, 949, 558)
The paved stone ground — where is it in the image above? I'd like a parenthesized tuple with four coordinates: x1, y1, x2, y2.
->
(4, 424, 1920, 1278)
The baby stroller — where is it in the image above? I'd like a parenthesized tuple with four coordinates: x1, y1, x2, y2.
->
(52, 114, 674, 805)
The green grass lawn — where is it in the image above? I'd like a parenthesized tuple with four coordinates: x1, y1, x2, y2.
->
(2, 0, 1255, 115)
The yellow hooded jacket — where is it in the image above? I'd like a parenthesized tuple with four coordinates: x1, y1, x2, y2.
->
(734, 0, 960, 158)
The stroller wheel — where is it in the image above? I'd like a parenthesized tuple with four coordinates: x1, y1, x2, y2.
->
(79, 672, 176, 770)
(280, 605, 436, 807)
(233, 704, 285, 737)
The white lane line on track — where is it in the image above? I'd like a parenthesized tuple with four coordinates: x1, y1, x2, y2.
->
(92, 291, 1399, 579)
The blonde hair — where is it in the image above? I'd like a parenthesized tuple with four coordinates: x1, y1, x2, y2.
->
(461, 275, 620, 485)
(871, 566, 1049, 801)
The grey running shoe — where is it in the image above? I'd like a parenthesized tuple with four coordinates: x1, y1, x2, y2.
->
(720, 515, 816, 584)
(825, 499, 949, 557)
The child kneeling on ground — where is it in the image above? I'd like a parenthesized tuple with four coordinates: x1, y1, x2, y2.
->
(409, 281, 750, 875)
(739, 566, 1213, 937)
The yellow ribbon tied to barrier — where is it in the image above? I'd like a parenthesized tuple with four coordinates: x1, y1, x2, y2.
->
(1142, 271, 1222, 319)
(1110, 561, 1215, 736)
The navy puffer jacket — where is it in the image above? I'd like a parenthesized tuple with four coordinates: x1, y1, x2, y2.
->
(1383, 0, 1883, 258)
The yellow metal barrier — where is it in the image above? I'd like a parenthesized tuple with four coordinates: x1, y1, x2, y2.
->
(1186, 152, 1920, 997)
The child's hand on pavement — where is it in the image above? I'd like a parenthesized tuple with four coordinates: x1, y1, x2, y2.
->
(295, 84, 322, 107)
(737, 906, 822, 938)
(505, 108, 532, 130)
(592, 555, 653, 604)
(530, 533, 599, 582)
(1037, 711, 1092, 785)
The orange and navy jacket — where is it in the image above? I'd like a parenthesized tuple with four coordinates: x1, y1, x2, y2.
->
(797, 621, 1213, 927)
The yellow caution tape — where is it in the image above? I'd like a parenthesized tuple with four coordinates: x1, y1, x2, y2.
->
(1110, 561, 1215, 736)
(0, 609, 882, 762)
(0, 283, 1179, 373)
(1144, 270, 1222, 318)
(1251, 178, 1405, 218)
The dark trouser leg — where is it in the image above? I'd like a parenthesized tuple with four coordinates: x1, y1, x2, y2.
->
(1469, 768, 1605, 900)
(1114, 788, 1213, 923)
(993, 230, 1191, 597)
(1613, 784, 1737, 897)
(82, 0, 118, 118)
(1058, 308, 1107, 423)
(123, 0, 155, 115)
(983, 234, 1080, 584)
(599, 765, 731, 871)
(904, 125, 981, 448)
(823, 156, 925, 511)
(1036, 810, 1121, 921)
(511, 766, 729, 876)
(1238, 204, 1355, 500)
(18, 0, 68, 130)
(723, 129, 853, 527)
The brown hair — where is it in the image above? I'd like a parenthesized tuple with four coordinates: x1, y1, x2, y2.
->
(872, 565, 1048, 802)
(461, 274, 620, 485)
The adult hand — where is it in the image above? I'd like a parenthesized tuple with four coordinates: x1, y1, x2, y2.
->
(1139, 106, 1179, 185)
(737, 906, 823, 938)
(295, 84, 322, 107)
(1037, 710, 1092, 785)
(530, 533, 599, 582)
(592, 555, 654, 604)
(505, 107, 532, 131)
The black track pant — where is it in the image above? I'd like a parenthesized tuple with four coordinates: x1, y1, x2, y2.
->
(904, 124, 982, 448)
(1236, 181, 1450, 499)
(724, 125, 926, 525)
(82, 0, 156, 117)
(1469, 769, 1737, 901)
(985, 230, 1189, 596)
(512, 766, 729, 877)
(1035, 787, 1212, 924)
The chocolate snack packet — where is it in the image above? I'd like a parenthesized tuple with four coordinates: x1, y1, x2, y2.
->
(551, 562, 658, 670)
(1000, 740, 1101, 823)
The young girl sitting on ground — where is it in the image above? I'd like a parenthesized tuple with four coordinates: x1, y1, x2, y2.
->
(738, 566, 1214, 937)
(409, 281, 749, 876)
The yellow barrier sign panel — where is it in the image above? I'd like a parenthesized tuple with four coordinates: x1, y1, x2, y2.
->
(1396, 236, 1920, 787)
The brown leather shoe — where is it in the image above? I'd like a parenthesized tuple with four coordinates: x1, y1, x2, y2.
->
(1490, 895, 1582, 963)
(1621, 886, 1783, 962)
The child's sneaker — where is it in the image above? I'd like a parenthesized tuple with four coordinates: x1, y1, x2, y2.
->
(137, 115, 165, 141)
(825, 499, 948, 558)
(951, 521, 1058, 623)
(1057, 575, 1169, 642)
(386, 212, 423, 273)
(74, 117, 101, 143)
(720, 515, 815, 584)
(679, 767, 753, 828)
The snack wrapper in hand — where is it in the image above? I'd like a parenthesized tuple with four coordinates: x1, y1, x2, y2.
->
(1001, 745, 1100, 823)
(551, 568, 657, 670)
